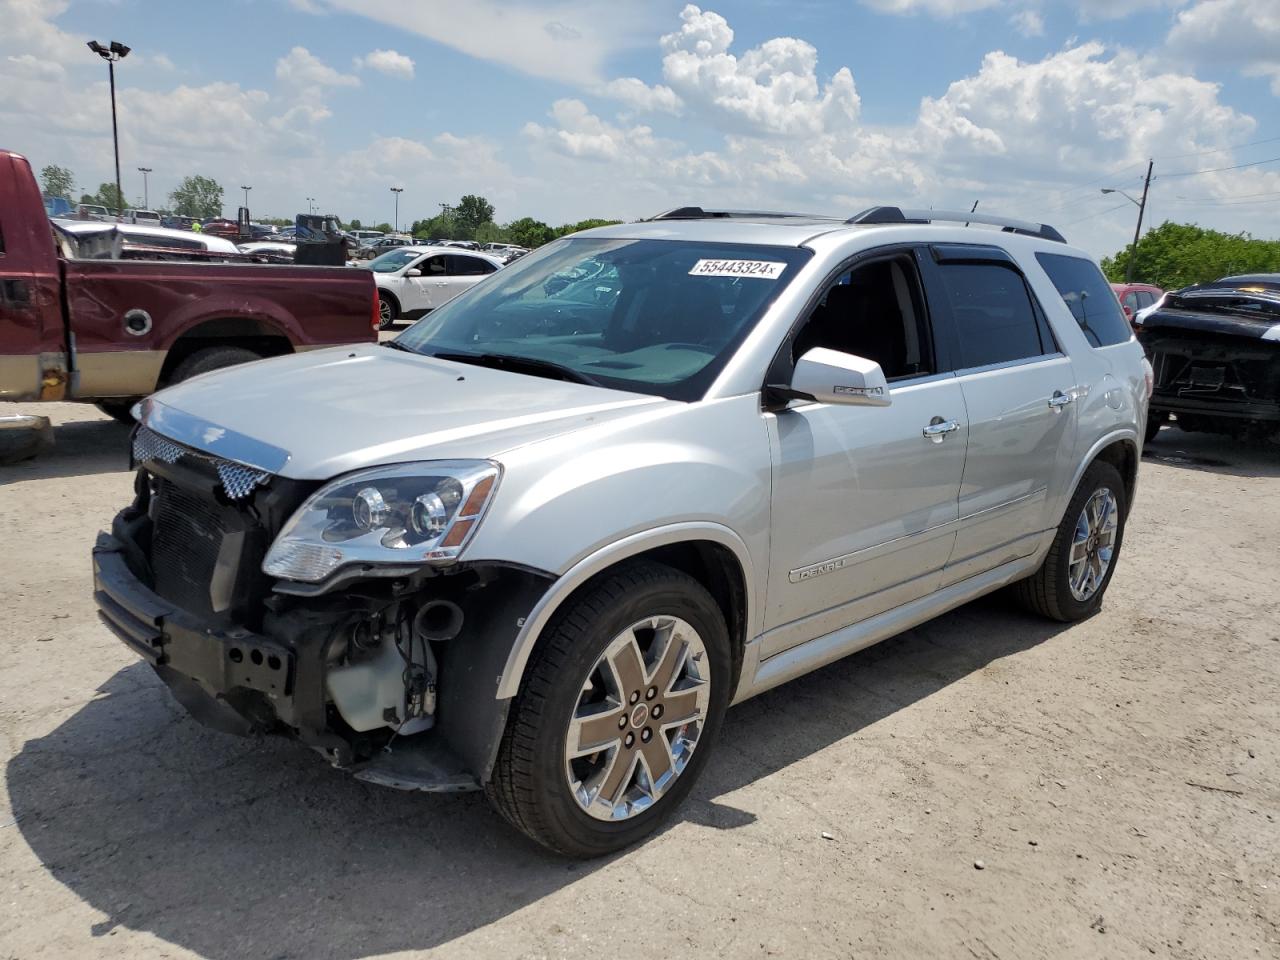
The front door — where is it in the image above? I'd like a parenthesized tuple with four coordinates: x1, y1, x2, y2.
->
(404, 254, 450, 311)
(762, 250, 967, 657)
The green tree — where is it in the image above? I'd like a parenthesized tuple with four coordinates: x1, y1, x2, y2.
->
(40, 164, 75, 200)
(554, 218, 622, 238)
(505, 217, 556, 249)
(455, 194, 496, 233)
(372, 222, 393, 234)
(90, 182, 125, 213)
(168, 175, 224, 218)
(1101, 221, 1280, 290)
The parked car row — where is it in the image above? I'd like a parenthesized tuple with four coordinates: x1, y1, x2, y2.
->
(365, 245, 505, 328)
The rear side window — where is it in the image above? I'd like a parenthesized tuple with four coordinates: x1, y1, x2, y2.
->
(447, 254, 496, 276)
(935, 263, 1048, 369)
(1036, 253, 1132, 347)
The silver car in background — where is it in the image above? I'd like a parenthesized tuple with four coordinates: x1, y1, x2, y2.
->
(94, 206, 1150, 857)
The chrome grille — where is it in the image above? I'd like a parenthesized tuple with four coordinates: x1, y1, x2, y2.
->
(133, 426, 270, 501)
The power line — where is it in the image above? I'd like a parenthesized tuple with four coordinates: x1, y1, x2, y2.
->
(1160, 154, 1280, 179)
(1060, 201, 1132, 227)
(1165, 195, 1280, 207)
(1153, 135, 1280, 162)
(1171, 188, 1280, 202)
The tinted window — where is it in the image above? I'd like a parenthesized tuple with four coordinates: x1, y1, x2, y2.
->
(1036, 253, 1132, 347)
(936, 263, 1046, 368)
(1137, 291, 1156, 308)
(448, 254, 495, 276)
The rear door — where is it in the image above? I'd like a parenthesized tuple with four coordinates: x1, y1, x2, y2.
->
(924, 245, 1079, 585)
(442, 254, 498, 304)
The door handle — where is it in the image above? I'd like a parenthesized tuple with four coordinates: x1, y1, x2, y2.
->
(922, 417, 960, 442)
(1047, 390, 1074, 410)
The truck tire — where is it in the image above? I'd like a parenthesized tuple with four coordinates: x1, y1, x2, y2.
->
(1013, 460, 1127, 623)
(486, 561, 731, 857)
(94, 400, 138, 425)
(170, 346, 261, 384)
(1144, 410, 1167, 443)
(377, 291, 399, 330)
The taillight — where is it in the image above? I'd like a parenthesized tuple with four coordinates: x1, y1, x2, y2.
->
(371, 286, 380, 333)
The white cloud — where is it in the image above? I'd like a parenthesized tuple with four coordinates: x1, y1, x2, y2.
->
(355, 48, 415, 79)
(274, 46, 360, 89)
(319, 0, 659, 86)
(5, 53, 65, 81)
(595, 77, 683, 114)
(1167, 0, 1280, 94)
(860, 0, 1002, 15)
(1012, 9, 1045, 35)
(1074, 0, 1187, 19)
(658, 5, 860, 137)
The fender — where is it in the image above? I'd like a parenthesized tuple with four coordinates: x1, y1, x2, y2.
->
(494, 520, 760, 700)
(1067, 428, 1140, 510)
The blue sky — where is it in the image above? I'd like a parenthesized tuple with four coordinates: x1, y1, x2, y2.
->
(4, 0, 1278, 256)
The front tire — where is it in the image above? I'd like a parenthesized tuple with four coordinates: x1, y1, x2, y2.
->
(486, 561, 731, 857)
(1014, 460, 1127, 622)
(95, 400, 139, 425)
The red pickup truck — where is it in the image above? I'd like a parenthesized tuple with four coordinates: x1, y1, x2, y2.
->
(0, 149, 377, 421)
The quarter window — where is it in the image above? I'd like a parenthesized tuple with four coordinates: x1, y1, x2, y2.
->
(936, 263, 1047, 369)
(1036, 253, 1133, 347)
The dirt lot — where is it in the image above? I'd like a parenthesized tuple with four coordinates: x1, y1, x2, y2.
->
(1, 402, 1277, 960)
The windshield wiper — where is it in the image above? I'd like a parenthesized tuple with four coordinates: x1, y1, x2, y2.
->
(432, 351, 602, 387)
(381, 339, 419, 353)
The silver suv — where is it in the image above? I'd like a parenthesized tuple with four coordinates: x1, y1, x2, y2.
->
(94, 206, 1152, 856)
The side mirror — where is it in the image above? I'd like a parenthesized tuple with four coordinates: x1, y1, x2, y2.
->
(405, 268, 423, 278)
(781, 347, 891, 407)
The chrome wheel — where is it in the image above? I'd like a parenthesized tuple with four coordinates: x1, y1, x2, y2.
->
(1069, 487, 1118, 601)
(378, 296, 394, 327)
(564, 615, 711, 822)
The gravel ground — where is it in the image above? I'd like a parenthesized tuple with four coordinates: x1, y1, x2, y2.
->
(1, 402, 1278, 960)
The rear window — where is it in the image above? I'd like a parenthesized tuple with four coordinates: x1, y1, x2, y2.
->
(1036, 253, 1132, 347)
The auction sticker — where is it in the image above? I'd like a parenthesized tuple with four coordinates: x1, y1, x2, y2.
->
(689, 259, 787, 279)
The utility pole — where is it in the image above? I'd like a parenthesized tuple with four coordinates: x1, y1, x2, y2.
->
(137, 166, 151, 209)
(390, 186, 403, 232)
(1127, 160, 1154, 283)
(87, 40, 131, 219)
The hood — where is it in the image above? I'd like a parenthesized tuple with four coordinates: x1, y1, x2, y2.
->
(145, 344, 670, 479)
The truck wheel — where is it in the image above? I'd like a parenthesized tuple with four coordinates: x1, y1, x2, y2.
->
(94, 400, 138, 425)
(1144, 410, 1167, 443)
(1013, 460, 1127, 623)
(486, 561, 731, 857)
(170, 346, 261, 384)
(377, 292, 398, 330)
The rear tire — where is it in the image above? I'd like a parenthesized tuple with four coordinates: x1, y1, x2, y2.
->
(95, 400, 138, 425)
(486, 561, 731, 858)
(377, 292, 398, 330)
(169, 346, 261, 384)
(1014, 460, 1127, 622)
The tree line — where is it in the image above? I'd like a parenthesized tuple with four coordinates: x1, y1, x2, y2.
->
(40, 165, 619, 245)
(1101, 221, 1280, 290)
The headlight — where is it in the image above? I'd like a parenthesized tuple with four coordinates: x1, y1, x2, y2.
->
(262, 460, 500, 583)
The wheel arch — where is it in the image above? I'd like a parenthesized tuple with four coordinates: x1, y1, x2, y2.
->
(494, 522, 758, 701)
(1071, 430, 1140, 514)
(158, 316, 294, 385)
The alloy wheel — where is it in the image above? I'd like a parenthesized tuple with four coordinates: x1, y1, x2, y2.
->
(1068, 487, 1119, 601)
(564, 615, 711, 821)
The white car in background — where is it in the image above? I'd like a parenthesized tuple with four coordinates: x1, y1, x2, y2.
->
(368, 246, 504, 328)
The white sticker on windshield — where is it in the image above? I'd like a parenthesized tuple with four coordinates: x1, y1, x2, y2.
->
(688, 259, 787, 279)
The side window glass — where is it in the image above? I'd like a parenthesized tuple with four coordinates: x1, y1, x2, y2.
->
(1035, 252, 1132, 347)
(424, 255, 447, 275)
(936, 263, 1045, 368)
(792, 256, 934, 380)
(448, 255, 489, 276)
(1123, 293, 1140, 312)
(1137, 291, 1155, 309)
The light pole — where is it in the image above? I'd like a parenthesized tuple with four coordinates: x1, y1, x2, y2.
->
(241, 184, 252, 210)
(87, 40, 131, 220)
(390, 187, 403, 233)
(137, 166, 151, 210)
(305, 196, 315, 215)
(1102, 159, 1154, 283)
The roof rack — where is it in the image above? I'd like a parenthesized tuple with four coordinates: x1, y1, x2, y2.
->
(847, 206, 1066, 243)
(647, 206, 833, 221)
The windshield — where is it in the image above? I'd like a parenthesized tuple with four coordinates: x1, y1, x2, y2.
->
(369, 249, 425, 273)
(395, 237, 811, 401)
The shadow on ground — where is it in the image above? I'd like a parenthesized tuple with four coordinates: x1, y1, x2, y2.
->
(1143, 423, 1280, 478)
(0, 414, 132, 483)
(8, 594, 1070, 959)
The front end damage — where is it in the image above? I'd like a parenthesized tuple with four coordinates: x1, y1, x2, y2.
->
(93, 433, 552, 791)
(1138, 289, 1280, 441)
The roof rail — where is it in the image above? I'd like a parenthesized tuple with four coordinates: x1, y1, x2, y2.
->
(846, 206, 1066, 243)
(647, 206, 833, 221)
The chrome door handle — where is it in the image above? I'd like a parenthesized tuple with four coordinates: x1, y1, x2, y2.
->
(922, 417, 960, 442)
(1048, 390, 1074, 409)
